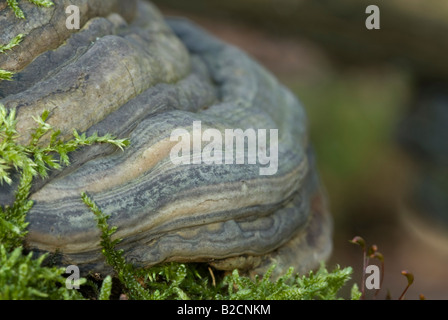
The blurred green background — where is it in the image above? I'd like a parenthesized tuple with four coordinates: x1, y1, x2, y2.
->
(153, 0, 448, 299)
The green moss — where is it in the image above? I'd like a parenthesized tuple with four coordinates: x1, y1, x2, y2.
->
(98, 275, 113, 300)
(6, 0, 25, 19)
(2, 0, 53, 81)
(0, 245, 84, 300)
(0, 105, 129, 300)
(0, 34, 25, 81)
(0, 34, 25, 54)
(0, 69, 15, 81)
(82, 192, 152, 300)
(218, 264, 355, 300)
(6, 0, 54, 19)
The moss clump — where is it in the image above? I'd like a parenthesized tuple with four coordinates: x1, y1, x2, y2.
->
(6, 0, 54, 19)
(0, 105, 129, 300)
(0, 245, 83, 300)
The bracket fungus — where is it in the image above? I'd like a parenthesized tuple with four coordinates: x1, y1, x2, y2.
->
(0, 0, 332, 278)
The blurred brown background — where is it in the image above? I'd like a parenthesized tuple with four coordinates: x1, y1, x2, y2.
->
(152, 0, 448, 299)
